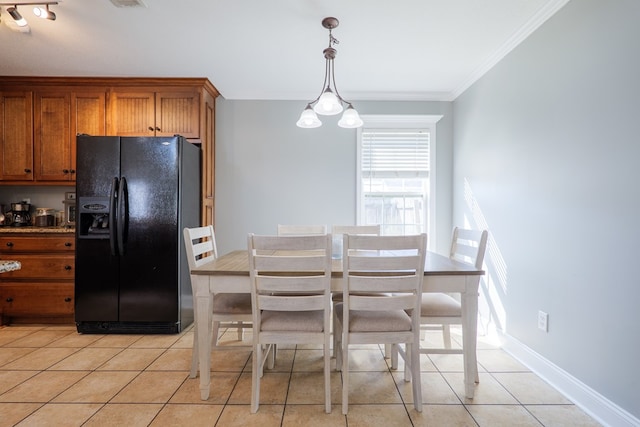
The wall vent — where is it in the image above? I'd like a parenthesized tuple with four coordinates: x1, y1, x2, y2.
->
(109, 0, 147, 7)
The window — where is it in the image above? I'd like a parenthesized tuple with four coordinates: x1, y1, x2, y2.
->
(357, 115, 442, 239)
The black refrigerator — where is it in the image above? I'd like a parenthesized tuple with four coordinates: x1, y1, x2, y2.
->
(74, 135, 200, 334)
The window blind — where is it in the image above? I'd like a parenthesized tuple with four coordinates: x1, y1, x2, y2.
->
(361, 129, 430, 178)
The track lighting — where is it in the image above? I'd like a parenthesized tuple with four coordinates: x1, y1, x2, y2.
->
(7, 6, 27, 27)
(1, 2, 58, 29)
(33, 4, 55, 20)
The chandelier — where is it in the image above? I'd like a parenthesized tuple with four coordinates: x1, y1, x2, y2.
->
(296, 17, 363, 129)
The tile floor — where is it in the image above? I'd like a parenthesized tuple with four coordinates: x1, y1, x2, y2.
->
(0, 324, 601, 427)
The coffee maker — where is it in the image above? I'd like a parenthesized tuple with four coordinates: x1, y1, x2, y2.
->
(8, 202, 32, 226)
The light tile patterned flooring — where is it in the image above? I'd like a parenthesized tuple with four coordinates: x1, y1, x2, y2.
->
(0, 324, 601, 427)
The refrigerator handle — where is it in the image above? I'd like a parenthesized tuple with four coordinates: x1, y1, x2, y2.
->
(109, 177, 119, 256)
(117, 176, 128, 256)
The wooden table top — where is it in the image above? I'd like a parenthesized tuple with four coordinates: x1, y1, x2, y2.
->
(192, 250, 484, 277)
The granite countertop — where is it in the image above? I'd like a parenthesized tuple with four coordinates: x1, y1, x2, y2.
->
(0, 226, 75, 234)
(0, 260, 21, 273)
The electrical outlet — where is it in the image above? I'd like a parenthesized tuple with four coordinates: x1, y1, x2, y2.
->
(538, 310, 548, 332)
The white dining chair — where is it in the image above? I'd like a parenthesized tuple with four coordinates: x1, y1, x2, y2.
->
(183, 226, 252, 378)
(330, 224, 382, 356)
(277, 224, 327, 235)
(418, 227, 488, 381)
(334, 233, 427, 414)
(247, 233, 333, 413)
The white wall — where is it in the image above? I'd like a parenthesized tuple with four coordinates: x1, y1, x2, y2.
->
(214, 99, 453, 255)
(453, 0, 640, 422)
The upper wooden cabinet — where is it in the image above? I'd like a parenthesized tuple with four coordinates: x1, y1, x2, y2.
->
(108, 89, 200, 138)
(34, 90, 107, 182)
(0, 77, 218, 227)
(0, 91, 34, 181)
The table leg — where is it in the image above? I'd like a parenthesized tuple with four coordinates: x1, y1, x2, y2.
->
(194, 275, 213, 400)
(462, 276, 480, 399)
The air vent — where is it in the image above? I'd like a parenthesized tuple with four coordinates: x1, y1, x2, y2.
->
(109, 0, 147, 7)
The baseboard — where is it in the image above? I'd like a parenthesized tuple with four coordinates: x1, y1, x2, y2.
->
(501, 334, 639, 427)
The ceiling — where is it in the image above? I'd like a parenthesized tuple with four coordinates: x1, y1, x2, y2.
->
(0, 0, 569, 101)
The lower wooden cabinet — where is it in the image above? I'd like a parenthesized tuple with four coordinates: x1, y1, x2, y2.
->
(0, 233, 75, 325)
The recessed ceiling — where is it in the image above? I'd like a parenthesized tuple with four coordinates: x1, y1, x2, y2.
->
(0, 0, 569, 101)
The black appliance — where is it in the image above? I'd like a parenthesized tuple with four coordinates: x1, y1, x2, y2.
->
(74, 135, 200, 334)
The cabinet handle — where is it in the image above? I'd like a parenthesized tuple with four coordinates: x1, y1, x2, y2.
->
(6, 242, 13, 247)
(24, 168, 31, 173)
(148, 126, 154, 131)
(63, 169, 69, 174)
(70, 169, 76, 174)
(64, 297, 72, 302)
(155, 126, 161, 131)
(64, 242, 72, 247)
(5, 297, 12, 303)
(64, 265, 72, 270)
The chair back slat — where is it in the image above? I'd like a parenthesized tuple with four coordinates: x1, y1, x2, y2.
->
(277, 224, 327, 236)
(248, 233, 332, 313)
(183, 225, 217, 270)
(449, 227, 488, 269)
(332, 225, 380, 235)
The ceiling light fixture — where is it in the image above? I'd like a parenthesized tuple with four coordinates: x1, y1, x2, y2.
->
(0, 2, 58, 28)
(7, 6, 28, 26)
(33, 4, 55, 20)
(297, 17, 363, 129)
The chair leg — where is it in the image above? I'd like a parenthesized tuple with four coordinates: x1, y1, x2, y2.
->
(236, 321, 245, 341)
(251, 342, 261, 413)
(442, 324, 452, 349)
(212, 320, 221, 348)
(324, 341, 331, 414)
(410, 342, 423, 412)
(189, 325, 199, 379)
(341, 344, 350, 415)
(335, 321, 343, 372)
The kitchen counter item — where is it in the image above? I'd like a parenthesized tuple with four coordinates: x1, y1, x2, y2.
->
(35, 208, 56, 227)
(8, 202, 32, 226)
(0, 260, 21, 273)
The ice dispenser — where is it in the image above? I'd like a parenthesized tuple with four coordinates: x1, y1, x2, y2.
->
(78, 197, 111, 239)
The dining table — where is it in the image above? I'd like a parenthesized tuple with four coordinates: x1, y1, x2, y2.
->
(190, 249, 484, 401)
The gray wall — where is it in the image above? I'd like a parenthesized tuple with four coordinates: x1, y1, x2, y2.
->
(214, 99, 453, 255)
(453, 0, 640, 419)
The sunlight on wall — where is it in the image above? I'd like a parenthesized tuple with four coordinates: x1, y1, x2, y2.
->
(463, 178, 508, 341)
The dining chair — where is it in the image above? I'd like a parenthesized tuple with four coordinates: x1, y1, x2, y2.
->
(183, 226, 252, 378)
(330, 224, 382, 356)
(247, 233, 333, 413)
(418, 227, 488, 381)
(334, 233, 427, 414)
(277, 224, 327, 235)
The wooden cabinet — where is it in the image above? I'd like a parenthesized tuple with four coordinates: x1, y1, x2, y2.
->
(0, 76, 218, 227)
(34, 89, 107, 182)
(0, 233, 75, 325)
(109, 89, 200, 138)
(0, 91, 34, 181)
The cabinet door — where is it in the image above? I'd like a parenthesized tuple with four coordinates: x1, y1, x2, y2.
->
(72, 91, 107, 179)
(201, 90, 215, 225)
(0, 91, 33, 181)
(34, 91, 72, 181)
(156, 91, 200, 138)
(109, 91, 156, 136)
(1, 283, 74, 316)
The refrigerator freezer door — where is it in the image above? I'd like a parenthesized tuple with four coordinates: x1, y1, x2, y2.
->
(118, 137, 181, 322)
(75, 136, 121, 322)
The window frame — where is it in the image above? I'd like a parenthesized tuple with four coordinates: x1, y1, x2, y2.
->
(357, 114, 442, 248)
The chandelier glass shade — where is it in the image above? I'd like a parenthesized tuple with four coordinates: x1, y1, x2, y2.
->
(297, 17, 363, 129)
